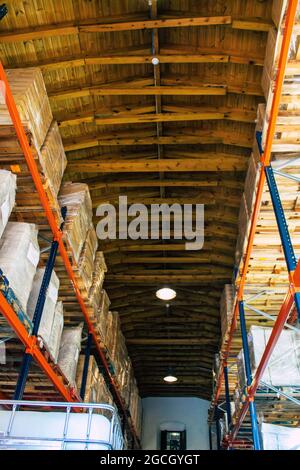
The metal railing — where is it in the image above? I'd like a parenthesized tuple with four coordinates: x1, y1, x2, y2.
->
(0, 400, 124, 450)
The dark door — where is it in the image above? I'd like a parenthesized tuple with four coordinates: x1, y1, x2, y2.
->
(160, 430, 186, 450)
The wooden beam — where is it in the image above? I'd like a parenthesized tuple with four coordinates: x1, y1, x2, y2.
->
(232, 17, 273, 32)
(9, 51, 264, 72)
(126, 338, 214, 345)
(50, 85, 227, 100)
(0, 16, 231, 42)
(80, 16, 232, 32)
(92, 196, 217, 207)
(66, 155, 248, 173)
(58, 108, 256, 127)
(63, 129, 253, 151)
(112, 256, 233, 265)
(84, 179, 219, 189)
(105, 274, 230, 283)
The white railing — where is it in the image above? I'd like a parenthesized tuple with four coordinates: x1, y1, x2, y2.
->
(0, 400, 123, 450)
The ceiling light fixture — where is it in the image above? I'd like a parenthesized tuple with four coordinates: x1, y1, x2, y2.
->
(163, 367, 178, 383)
(156, 287, 176, 301)
(151, 57, 160, 65)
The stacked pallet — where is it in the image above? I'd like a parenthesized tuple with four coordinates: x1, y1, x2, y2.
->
(234, 104, 265, 274)
(219, 284, 235, 347)
(76, 355, 113, 407)
(0, 68, 67, 227)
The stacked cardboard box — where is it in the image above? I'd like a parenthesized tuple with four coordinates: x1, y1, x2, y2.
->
(0, 69, 67, 226)
(88, 254, 107, 316)
(234, 105, 264, 274)
(77, 225, 98, 293)
(76, 355, 113, 407)
(0, 68, 53, 150)
(58, 183, 93, 264)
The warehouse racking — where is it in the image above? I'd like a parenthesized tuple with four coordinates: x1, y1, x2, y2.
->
(0, 62, 140, 448)
(209, 0, 300, 450)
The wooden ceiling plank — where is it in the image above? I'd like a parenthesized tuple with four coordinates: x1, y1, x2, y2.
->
(50, 85, 227, 100)
(67, 156, 248, 173)
(0, 16, 232, 42)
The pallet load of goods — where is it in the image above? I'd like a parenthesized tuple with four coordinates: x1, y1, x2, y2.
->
(0, 68, 143, 441)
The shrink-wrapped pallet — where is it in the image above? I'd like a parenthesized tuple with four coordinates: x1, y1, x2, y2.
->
(27, 268, 59, 352)
(58, 183, 93, 264)
(0, 170, 16, 239)
(220, 284, 234, 345)
(58, 323, 83, 386)
(78, 225, 98, 293)
(248, 326, 300, 386)
(261, 422, 300, 450)
(0, 68, 53, 150)
(88, 254, 108, 313)
(0, 222, 39, 312)
(48, 301, 64, 364)
(39, 121, 67, 196)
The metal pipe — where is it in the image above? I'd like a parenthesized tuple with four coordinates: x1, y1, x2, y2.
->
(215, 411, 221, 451)
(208, 425, 212, 450)
(224, 366, 231, 427)
(273, 169, 300, 183)
(244, 302, 299, 333)
(239, 301, 261, 450)
(80, 333, 93, 399)
(259, 380, 300, 406)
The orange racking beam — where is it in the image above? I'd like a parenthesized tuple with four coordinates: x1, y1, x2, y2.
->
(212, 0, 298, 412)
(0, 292, 75, 402)
(0, 63, 140, 446)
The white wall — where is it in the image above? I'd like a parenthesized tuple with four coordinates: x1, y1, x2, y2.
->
(142, 397, 210, 450)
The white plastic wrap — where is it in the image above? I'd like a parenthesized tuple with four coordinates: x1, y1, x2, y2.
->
(248, 326, 300, 386)
(0, 222, 40, 312)
(58, 324, 83, 386)
(48, 301, 64, 364)
(0, 170, 16, 239)
(261, 422, 300, 450)
(27, 268, 59, 351)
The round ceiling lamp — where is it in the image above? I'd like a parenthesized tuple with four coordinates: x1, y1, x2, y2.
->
(156, 287, 176, 301)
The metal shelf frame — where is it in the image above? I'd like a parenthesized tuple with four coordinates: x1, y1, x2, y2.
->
(210, 0, 300, 450)
(0, 62, 140, 448)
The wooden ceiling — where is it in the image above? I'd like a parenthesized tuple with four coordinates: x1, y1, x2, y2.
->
(0, 0, 274, 400)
